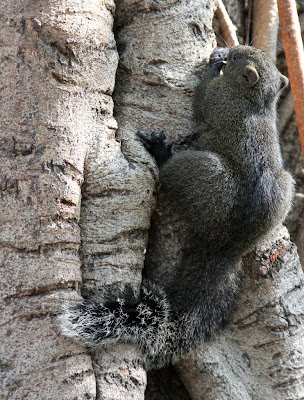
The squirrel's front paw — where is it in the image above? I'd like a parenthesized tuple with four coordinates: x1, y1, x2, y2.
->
(138, 131, 172, 168)
(209, 47, 229, 73)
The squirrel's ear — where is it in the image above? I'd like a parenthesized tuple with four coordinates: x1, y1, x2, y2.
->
(279, 73, 289, 90)
(242, 66, 259, 87)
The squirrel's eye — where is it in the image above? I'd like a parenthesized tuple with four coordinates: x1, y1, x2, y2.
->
(233, 53, 240, 60)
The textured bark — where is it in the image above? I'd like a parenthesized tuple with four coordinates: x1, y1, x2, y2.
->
(112, 1, 217, 395)
(175, 227, 304, 399)
(0, 0, 148, 399)
(0, 0, 216, 398)
(2, 0, 304, 399)
(146, 186, 304, 398)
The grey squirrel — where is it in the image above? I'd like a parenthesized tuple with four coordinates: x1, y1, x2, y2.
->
(59, 45, 294, 370)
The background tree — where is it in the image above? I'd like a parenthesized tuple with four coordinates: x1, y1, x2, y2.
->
(1, 0, 304, 400)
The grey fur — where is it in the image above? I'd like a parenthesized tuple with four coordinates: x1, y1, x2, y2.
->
(60, 46, 294, 370)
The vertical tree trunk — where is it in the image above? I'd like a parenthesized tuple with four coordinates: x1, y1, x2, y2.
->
(0, 0, 137, 398)
(88, 0, 217, 398)
(1, 0, 217, 398)
(2, 0, 304, 399)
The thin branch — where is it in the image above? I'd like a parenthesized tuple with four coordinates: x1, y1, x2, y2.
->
(278, 0, 304, 157)
(278, 90, 294, 134)
(215, 0, 239, 47)
(245, 0, 253, 45)
(251, 0, 279, 61)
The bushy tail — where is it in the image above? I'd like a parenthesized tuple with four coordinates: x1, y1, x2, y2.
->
(59, 282, 172, 369)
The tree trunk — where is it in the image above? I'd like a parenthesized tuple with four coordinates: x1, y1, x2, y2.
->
(2, 0, 304, 399)
(0, 0, 148, 398)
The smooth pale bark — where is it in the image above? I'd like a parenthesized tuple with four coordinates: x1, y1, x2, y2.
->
(251, 0, 278, 61)
(215, 0, 239, 46)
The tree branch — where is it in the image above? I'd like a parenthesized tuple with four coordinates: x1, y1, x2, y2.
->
(251, 0, 279, 60)
(278, 90, 294, 134)
(215, 0, 239, 46)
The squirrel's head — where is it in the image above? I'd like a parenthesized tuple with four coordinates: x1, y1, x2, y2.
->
(221, 46, 288, 102)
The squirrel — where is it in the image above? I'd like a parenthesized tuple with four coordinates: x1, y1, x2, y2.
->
(59, 45, 294, 370)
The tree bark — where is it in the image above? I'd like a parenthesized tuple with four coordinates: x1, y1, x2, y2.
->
(251, 0, 278, 61)
(1, 0, 216, 398)
(109, 0, 217, 397)
(175, 227, 304, 400)
(215, 0, 239, 46)
(2, 1, 304, 399)
(0, 0, 146, 398)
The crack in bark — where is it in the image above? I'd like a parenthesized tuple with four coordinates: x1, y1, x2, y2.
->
(81, 189, 133, 200)
(63, 369, 95, 384)
(80, 227, 147, 245)
(2, 282, 79, 304)
(0, 242, 79, 255)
